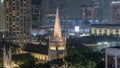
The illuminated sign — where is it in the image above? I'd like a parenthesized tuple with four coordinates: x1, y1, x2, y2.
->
(75, 26, 79, 32)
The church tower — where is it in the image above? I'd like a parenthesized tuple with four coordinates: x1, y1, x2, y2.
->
(3, 34, 12, 68)
(48, 7, 67, 60)
(3, 46, 12, 68)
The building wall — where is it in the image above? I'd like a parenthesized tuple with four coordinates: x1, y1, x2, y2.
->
(21, 50, 48, 61)
(111, 1, 120, 24)
(91, 28, 120, 36)
(93, 0, 103, 21)
(32, 53, 48, 61)
(31, 0, 43, 28)
(4, 0, 31, 43)
(80, 5, 95, 23)
(41, 0, 68, 24)
(0, 0, 6, 37)
(106, 48, 120, 68)
(49, 35, 67, 60)
(32, 5, 42, 28)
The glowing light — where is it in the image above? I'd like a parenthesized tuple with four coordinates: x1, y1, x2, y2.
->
(80, 34, 90, 37)
(97, 42, 109, 45)
(97, 42, 102, 45)
(112, 1, 120, 4)
(1, 0, 3, 3)
(50, 46, 56, 50)
(58, 46, 65, 50)
(68, 33, 75, 36)
(75, 26, 79, 32)
(33, 33, 36, 36)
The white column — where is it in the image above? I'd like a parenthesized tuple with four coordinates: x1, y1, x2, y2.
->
(107, 29, 110, 36)
(114, 56, 117, 68)
(105, 51, 108, 68)
(96, 29, 99, 35)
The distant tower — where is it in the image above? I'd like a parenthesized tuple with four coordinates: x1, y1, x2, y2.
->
(4, 0, 31, 44)
(92, 0, 103, 21)
(41, 0, 68, 24)
(3, 46, 12, 68)
(80, 5, 95, 24)
(110, 1, 120, 24)
(0, 0, 6, 37)
(48, 7, 67, 60)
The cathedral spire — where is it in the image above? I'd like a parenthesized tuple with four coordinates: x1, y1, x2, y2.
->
(53, 7, 62, 38)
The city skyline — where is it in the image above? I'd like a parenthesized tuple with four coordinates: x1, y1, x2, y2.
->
(31, 0, 110, 21)
(1, 0, 120, 68)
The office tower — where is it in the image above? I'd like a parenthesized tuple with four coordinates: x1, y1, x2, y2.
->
(80, 5, 95, 24)
(32, 5, 42, 28)
(41, 0, 68, 25)
(49, 8, 67, 60)
(110, 1, 120, 24)
(92, 0, 103, 21)
(0, 0, 6, 37)
(3, 0, 31, 44)
(31, 0, 42, 28)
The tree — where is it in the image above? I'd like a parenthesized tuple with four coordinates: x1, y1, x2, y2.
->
(13, 53, 35, 68)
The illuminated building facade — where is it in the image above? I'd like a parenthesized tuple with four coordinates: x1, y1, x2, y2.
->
(49, 8, 67, 60)
(91, 24, 120, 36)
(111, 1, 120, 24)
(22, 44, 49, 61)
(3, 0, 31, 43)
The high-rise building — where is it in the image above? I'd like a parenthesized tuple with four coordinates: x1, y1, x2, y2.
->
(32, 5, 42, 28)
(41, 0, 68, 25)
(1, 0, 31, 44)
(0, 0, 6, 37)
(110, 1, 120, 24)
(49, 7, 67, 60)
(31, 0, 42, 28)
(80, 5, 95, 24)
(92, 0, 103, 21)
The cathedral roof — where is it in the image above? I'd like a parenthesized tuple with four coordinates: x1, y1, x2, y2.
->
(23, 43, 48, 55)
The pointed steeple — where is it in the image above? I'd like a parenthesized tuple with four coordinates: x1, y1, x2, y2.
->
(53, 7, 62, 38)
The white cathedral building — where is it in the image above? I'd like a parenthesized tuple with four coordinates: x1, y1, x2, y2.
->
(22, 7, 67, 61)
(48, 7, 67, 60)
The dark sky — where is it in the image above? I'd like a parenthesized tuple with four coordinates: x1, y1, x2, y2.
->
(68, 0, 92, 19)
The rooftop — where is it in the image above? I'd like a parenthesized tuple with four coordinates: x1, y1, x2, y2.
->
(91, 24, 120, 28)
(23, 43, 48, 55)
(110, 46, 120, 49)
